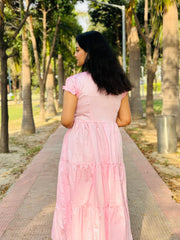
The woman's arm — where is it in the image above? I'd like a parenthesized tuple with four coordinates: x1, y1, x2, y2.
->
(116, 94, 131, 127)
(61, 91, 78, 128)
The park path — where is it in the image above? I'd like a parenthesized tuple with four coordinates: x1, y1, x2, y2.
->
(0, 125, 180, 240)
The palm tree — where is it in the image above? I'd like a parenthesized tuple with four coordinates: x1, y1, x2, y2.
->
(127, 1, 143, 119)
(36, 1, 62, 121)
(162, 1, 180, 139)
(21, 26, 35, 134)
(133, 0, 161, 128)
(57, 53, 64, 107)
(0, 0, 8, 152)
(0, 0, 33, 152)
(128, 26, 143, 119)
(46, 57, 57, 117)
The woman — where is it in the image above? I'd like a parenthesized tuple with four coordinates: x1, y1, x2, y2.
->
(51, 31, 133, 240)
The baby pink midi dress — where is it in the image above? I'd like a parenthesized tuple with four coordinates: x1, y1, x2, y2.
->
(51, 72, 133, 240)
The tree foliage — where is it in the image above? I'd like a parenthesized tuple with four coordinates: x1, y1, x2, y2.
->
(0, 0, 83, 152)
(89, 0, 129, 54)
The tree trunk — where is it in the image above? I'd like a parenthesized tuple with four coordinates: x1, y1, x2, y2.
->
(19, 76, 23, 102)
(21, 27, 35, 134)
(53, 56, 58, 110)
(46, 57, 57, 117)
(43, 16, 61, 86)
(146, 40, 160, 129)
(146, 64, 155, 128)
(57, 54, 64, 107)
(146, 38, 156, 129)
(12, 75, 18, 104)
(144, 0, 155, 129)
(128, 26, 143, 119)
(0, 0, 9, 153)
(162, 3, 180, 139)
(26, 0, 41, 84)
(40, 11, 60, 121)
(33, 8, 47, 122)
(29, 15, 45, 121)
(38, 9, 47, 122)
(27, 13, 44, 119)
(42, 10, 47, 84)
(132, 1, 156, 128)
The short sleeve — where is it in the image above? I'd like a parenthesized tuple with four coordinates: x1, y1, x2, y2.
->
(121, 91, 127, 99)
(62, 76, 78, 96)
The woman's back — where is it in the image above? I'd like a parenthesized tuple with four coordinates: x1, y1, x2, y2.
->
(64, 72, 124, 123)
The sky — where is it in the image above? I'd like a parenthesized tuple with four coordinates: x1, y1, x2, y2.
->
(75, 1, 89, 12)
(75, 1, 90, 32)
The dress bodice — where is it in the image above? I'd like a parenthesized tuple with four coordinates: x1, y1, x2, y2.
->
(63, 72, 125, 123)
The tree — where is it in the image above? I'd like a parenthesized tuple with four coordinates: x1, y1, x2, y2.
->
(56, 14, 82, 77)
(30, 0, 82, 121)
(46, 57, 57, 117)
(37, 1, 61, 121)
(128, 26, 143, 119)
(21, 0, 35, 134)
(89, 0, 126, 56)
(0, 0, 8, 152)
(57, 53, 64, 107)
(89, 0, 143, 119)
(51, 13, 82, 108)
(133, 0, 161, 128)
(0, 0, 33, 153)
(21, 25, 35, 134)
(126, 0, 143, 119)
(161, 1, 180, 139)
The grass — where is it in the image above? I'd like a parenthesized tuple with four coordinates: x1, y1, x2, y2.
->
(0, 101, 40, 122)
(163, 160, 169, 167)
(10, 166, 24, 175)
(8, 104, 23, 121)
(25, 146, 42, 157)
(141, 99, 162, 115)
(9, 103, 39, 120)
(0, 93, 42, 133)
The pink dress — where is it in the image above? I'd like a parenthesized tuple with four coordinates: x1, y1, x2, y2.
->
(51, 72, 133, 240)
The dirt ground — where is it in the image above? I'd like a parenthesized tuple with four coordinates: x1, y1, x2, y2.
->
(0, 114, 180, 203)
(125, 119, 180, 203)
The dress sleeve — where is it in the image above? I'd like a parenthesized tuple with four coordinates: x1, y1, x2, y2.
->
(121, 91, 127, 99)
(62, 76, 78, 96)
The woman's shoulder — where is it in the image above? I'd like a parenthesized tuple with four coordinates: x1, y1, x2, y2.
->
(70, 71, 92, 87)
(73, 71, 90, 80)
(66, 71, 90, 82)
(64, 72, 92, 96)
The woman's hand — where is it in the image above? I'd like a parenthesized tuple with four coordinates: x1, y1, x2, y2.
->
(61, 91, 78, 128)
(116, 94, 131, 127)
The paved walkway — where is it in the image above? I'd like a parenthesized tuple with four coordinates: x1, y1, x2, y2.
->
(0, 125, 180, 240)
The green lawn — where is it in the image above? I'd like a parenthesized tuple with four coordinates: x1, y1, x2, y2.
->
(0, 97, 41, 132)
(141, 99, 163, 115)
(0, 102, 40, 122)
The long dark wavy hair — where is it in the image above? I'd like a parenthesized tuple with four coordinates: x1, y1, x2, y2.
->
(76, 31, 132, 95)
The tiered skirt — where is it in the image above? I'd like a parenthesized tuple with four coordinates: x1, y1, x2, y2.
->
(51, 120, 133, 240)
